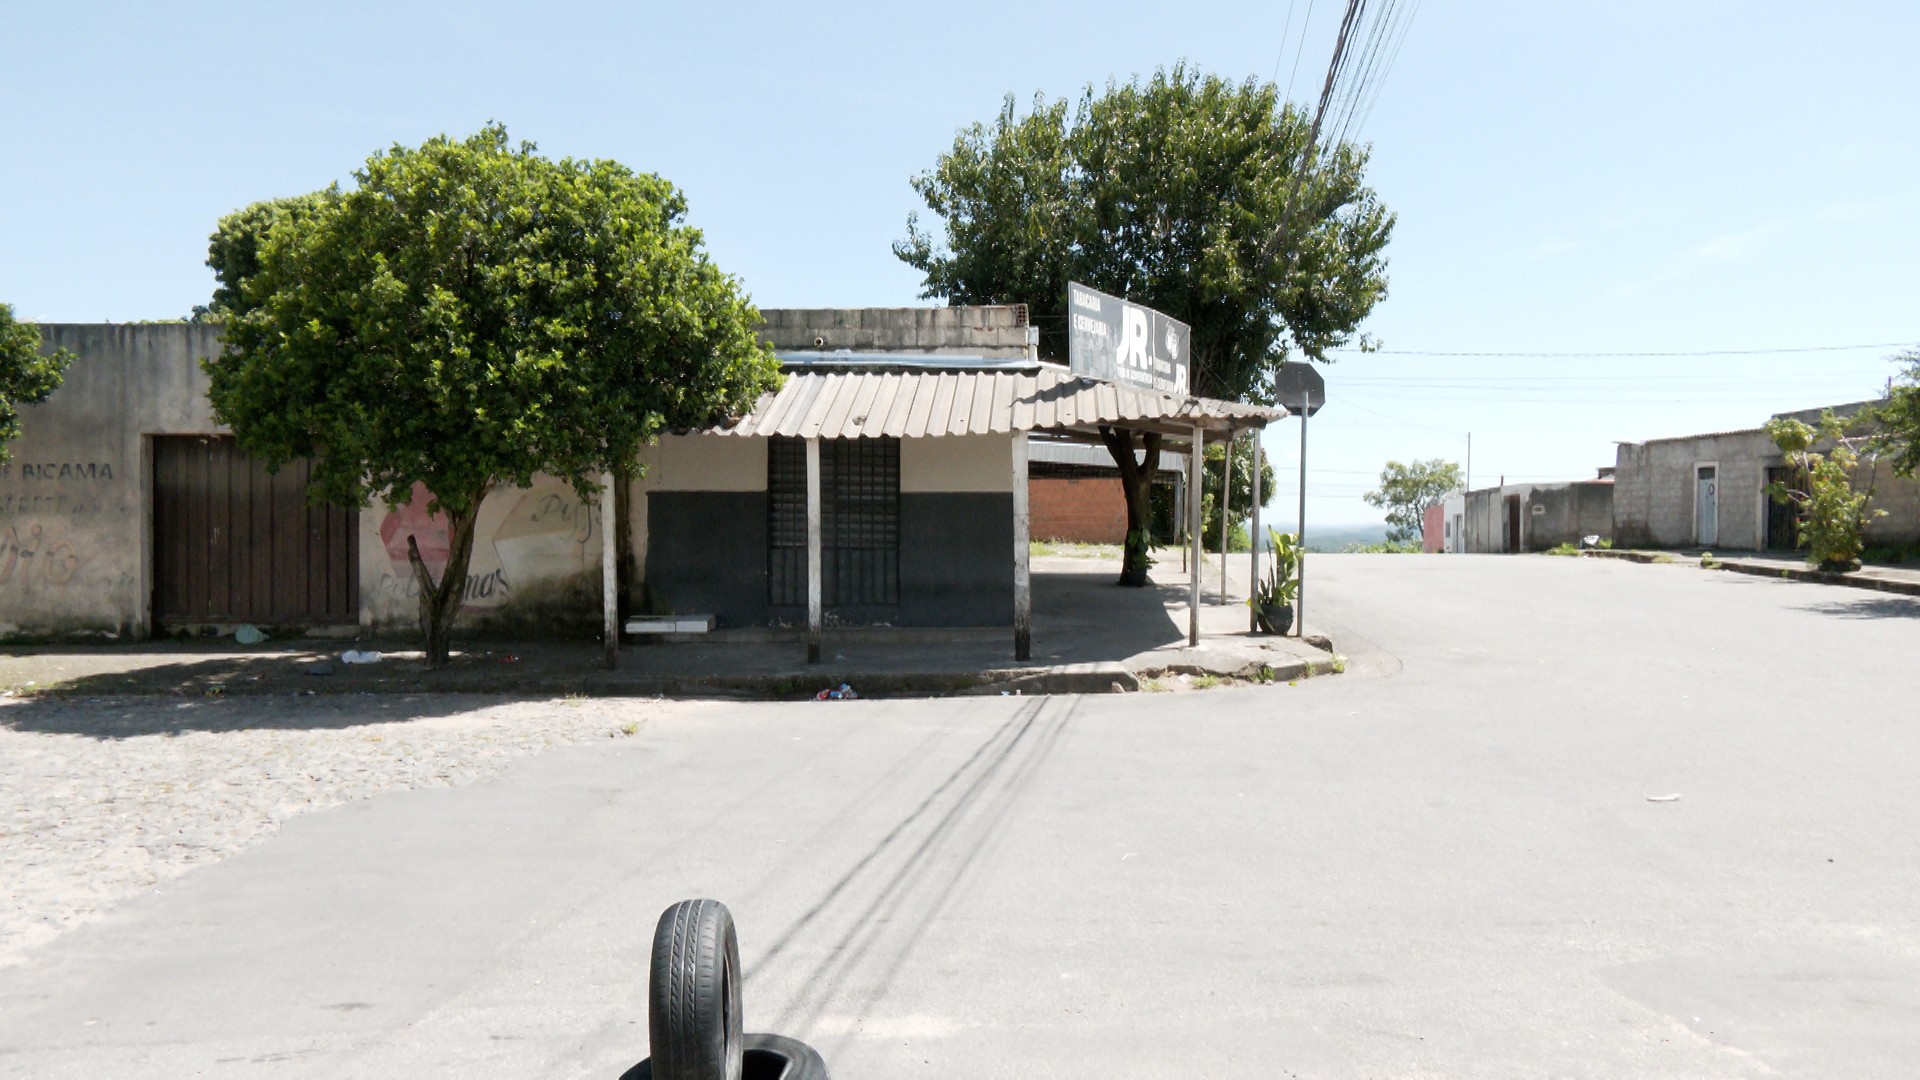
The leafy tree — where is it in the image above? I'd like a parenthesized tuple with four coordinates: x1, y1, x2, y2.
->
(0, 304, 73, 462)
(206, 125, 781, 666)
(1868, 348, 1920, 477)
(896, 64, 1393, 585)
(1765, 412, 1885, 572)
(196, 191, 334, 320)
(1199, 437, 1276, 553)
(1363, 459, 1463, 544)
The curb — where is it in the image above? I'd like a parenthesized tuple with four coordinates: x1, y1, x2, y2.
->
(1578, 549, 1677, 565)
(1705, 559, 1920, 598)
(8, 651, 1346, 702)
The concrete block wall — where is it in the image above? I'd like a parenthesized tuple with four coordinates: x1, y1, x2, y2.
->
(758, 306, 1034, 358)
(1029, 476, 1128, 544)
(1615, 430, 1781, 550)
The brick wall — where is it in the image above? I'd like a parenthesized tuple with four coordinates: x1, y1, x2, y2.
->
(1030, 477, 1128, 544)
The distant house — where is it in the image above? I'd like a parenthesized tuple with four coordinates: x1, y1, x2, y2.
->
(1437, 474, 1614, 553)
(1612, 402, 1920, 551)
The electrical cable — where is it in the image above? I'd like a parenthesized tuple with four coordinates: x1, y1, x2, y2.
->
(1284, 0, 1319, 103)
(1328, 341, 1916, 358)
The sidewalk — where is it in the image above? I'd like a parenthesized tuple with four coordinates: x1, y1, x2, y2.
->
(1584, 547, 1920, 597)
(0, 554, 1336, 700)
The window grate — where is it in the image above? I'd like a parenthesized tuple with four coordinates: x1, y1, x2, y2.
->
(768, 437, 900, 607)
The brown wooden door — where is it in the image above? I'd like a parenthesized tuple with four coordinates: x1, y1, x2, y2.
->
(152, 436, 358, 625)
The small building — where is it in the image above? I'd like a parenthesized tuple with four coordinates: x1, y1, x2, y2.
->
(1, 309, 1283, 648)
(1612, 402, 1920, 551)
(1444, 475, 1614, 553)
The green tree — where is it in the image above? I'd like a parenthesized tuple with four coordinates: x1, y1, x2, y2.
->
(896, 64, 1393, 585)
(1363, 459, 1463, 544)
(1765, 412, 1885, 572)
(1199, 437, 1276, 553)
(206, 125, 781, 666)
(0, 304, 74, 461)
(1867, 348, 1920, 478)
(196, 191, 334, 320)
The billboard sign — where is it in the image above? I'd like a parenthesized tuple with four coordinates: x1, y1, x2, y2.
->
(1066, 282, 1191, 396)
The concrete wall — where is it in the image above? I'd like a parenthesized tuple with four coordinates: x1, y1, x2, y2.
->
(359, 478, 605, 637)
(0, 324, 224, 640)
(758, 306, 1034, 358)
(1421, 504, 1443, 553)
(1455, 481, 1613, 553)
(2, 315, 1039, 639)
(1440, 493, 1465, 553)
(1615, 426, 1920, 550)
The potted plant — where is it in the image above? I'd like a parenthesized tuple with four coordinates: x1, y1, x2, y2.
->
(1249, 528, 1301, 634)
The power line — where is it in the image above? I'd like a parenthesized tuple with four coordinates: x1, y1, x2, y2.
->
(1271, 0, 1299, 84)
(1284, 0, 1319, 103)
(1352, 0, 1423, 134)
(1327, 340, 1916, 358)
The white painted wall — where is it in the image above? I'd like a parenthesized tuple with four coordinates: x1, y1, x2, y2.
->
(902, 434, 1012, 493)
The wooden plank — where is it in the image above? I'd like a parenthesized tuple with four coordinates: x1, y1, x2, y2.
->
(271, 459, 304, 620)
(806, 437, 822, 664)
(184, 439, 208, 618)
(248, 451, 274, 621)
(1012, 434, 1031, 660)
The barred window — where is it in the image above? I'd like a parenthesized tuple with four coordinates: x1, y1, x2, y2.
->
(768, 437, 900, 607)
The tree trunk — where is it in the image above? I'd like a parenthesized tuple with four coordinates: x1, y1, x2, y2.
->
(1100, 426, 1162, 587)
(406, 497, 483, 669)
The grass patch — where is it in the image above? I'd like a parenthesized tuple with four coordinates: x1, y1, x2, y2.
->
(1545, 542, 1582, 557)
(1140, 677, 1169, 693)
(1191, 674, 1222, 690)
(1031, 541, 1124, 560)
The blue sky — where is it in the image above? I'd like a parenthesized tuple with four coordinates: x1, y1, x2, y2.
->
(5, 1, 1915, 525)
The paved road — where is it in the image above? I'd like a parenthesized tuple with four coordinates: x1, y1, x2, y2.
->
(3, 555, 1918, 1077)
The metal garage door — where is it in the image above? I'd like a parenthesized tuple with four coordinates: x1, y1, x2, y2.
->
(152, 436, 358, 625)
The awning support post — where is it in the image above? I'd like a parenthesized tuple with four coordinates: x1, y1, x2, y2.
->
(1012, 434, 1031, 661)
(1188, 424, 1203, 647)
(1218, 429, 1232, 605)
(806, 436, 822, 664)
(1249, 430, 1262, 631)
(601, 469, 618, 670)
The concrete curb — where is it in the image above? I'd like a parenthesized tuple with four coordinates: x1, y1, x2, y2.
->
(1705, 559, 1920, 597)
(9, 654, 1349, 701)
(1578, 549, 1678, 565)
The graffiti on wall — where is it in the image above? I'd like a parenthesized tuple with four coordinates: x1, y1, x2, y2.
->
(375, 483, 598, 611)
(0, 524, 86, 587)
(0, 462, 116, 482)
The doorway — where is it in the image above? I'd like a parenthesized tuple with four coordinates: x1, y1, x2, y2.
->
(1504, 495, 1522, 553)
(152, 436, 359, 625)
(1695, 465, 1719, 547)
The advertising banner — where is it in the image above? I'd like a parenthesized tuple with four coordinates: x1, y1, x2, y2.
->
(1066, 282, 1191, 397)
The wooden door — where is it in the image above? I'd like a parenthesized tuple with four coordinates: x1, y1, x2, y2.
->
(152, 436, 358, 625)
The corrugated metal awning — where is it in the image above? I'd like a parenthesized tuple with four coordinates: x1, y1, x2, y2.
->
(710, 362, 1285, 441)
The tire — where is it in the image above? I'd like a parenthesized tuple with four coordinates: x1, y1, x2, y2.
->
(649, 899, 744, 1080)
(742, 1033, 829, 1080)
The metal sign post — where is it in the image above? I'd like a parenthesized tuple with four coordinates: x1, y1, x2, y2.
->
(1297, 392, 1308, 638)
(1273, 362, 1326, 640)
